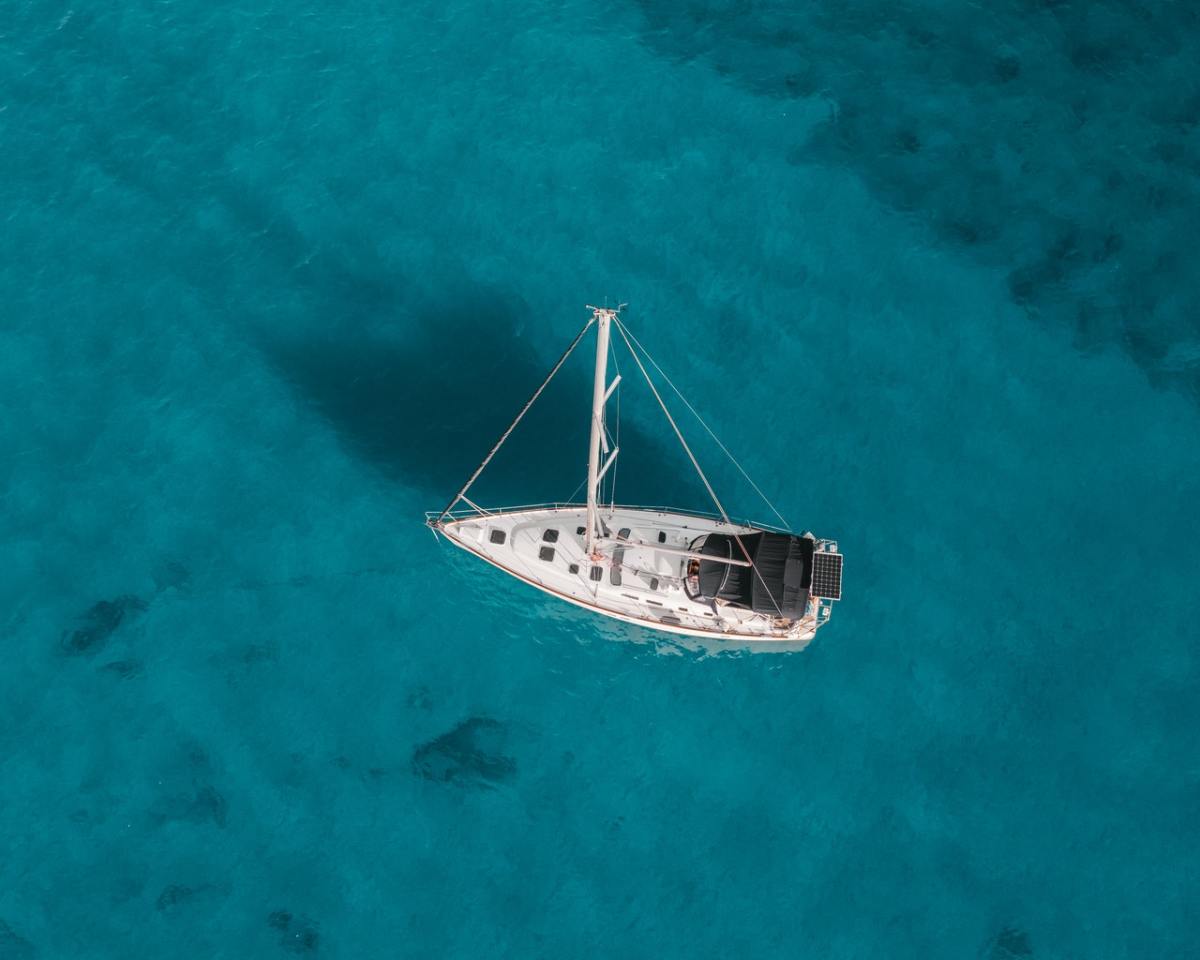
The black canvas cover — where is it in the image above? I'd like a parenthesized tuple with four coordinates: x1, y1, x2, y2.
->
(696, 532, 814, 617)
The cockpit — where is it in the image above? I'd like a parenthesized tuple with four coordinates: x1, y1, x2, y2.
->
(683, 531, 816, 619)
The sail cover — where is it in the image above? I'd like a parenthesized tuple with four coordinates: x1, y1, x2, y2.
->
(696, 532, 814, 617)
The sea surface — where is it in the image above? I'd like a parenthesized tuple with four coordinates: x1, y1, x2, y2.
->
(2, 1, 1198, 956)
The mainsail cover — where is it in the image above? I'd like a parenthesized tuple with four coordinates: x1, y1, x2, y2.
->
(697, 533, 814, 617)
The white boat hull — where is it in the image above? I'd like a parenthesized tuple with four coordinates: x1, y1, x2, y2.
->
(429, 504, 838, 645)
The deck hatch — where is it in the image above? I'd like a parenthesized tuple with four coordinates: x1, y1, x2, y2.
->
(542, 529, 559, 543)
(538, 546, 555, 562)
(811, 552, 843, 600)
(488, 529, 506, 544)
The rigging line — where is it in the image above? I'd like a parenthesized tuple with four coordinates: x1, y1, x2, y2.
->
(617, 318, 789, 530)
(612, 318, 784, 618)
(437, 314, 597, 521)
(566, 473, 587, 506)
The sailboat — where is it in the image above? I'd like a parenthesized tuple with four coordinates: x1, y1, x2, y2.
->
(425, 305, 842, 644)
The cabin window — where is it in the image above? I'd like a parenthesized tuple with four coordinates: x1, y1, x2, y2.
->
(489, 529, 506, 544)
(542, 529, 559, 543)
(538, 546, 555, 562)
(589, 566, 603, 582)
(568, 563, 579, 575)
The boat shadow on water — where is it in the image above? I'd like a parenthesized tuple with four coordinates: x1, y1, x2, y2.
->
(266, 300, 834, 650)
(262, 300, 706, 508)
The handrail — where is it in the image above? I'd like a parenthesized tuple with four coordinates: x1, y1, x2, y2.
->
(425, 501, 794, 535)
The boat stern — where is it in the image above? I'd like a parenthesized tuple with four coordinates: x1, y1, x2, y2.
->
(807, 539, 843, 629)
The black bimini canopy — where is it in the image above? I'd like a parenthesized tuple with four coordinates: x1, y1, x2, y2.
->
(695, 532, 815, 618)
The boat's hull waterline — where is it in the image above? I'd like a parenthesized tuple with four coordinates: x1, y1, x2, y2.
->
(427, 505, 840, 645)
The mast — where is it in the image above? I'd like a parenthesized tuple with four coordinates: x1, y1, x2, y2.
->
(584, 304, 621, 556)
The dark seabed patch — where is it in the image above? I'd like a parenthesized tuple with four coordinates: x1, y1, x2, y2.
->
(405, 685, 433, 711)
(983, 926, 1033, 958)
(152, 560, 191, 593)
(147, 748, 229, 828)
(155, 885, 195, 911)
(327, 754, 390, 785)
(0, 919, 36, 959)
(268, 911, 320, 954)
(154, 882, 230, 912)
(100, 658, 144, 679)
(148, 785, 228, 828)
(412, 716, 517, 788)
(629, 0, 1200, 399)
(110, 876, 146, 906)
(238, 644, 278, 666)
(60, 595, 147, 655)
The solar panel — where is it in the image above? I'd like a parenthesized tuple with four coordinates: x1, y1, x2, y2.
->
(811, 552, 843, 601)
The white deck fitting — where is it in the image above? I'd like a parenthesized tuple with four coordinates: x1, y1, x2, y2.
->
(434, 505, 836, 644)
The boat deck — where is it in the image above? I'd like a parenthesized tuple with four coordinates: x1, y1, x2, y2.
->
(431, 505, 838, 643)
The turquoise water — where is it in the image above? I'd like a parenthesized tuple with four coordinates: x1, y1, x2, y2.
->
(2, 1, 1198, 956)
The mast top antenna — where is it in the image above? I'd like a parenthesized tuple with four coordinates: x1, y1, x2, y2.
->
(586, 302, 627, 321)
